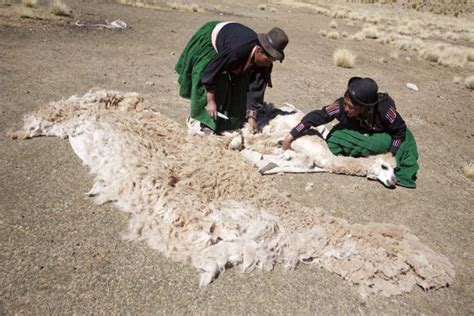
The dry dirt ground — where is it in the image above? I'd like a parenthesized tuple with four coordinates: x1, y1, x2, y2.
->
(1, 0, 473, 314)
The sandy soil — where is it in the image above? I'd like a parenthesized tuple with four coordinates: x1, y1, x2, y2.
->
(1, 0, 473, 314)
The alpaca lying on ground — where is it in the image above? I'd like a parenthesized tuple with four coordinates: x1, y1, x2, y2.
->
(234, 104, 397, 188)
(9, 89, 454, 298)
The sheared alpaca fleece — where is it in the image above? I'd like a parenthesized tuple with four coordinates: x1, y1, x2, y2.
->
(9, 89, 454, 298)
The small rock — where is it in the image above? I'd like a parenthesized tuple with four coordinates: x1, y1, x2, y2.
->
(122, 80, 127, 84)
(146, 81, 155, 86)
(406, 83, 419, 91)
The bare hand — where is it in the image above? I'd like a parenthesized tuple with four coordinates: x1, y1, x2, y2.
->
(206, 100, 217, 120)
(282, 134, 294, 150)
(248, 117, 257, 134)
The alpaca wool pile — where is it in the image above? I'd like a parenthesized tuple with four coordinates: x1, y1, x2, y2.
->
(10, 89, 454, 298)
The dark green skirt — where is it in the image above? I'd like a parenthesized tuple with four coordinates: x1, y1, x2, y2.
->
(326, 125, 419, 188)
(175, 21, 249, 132)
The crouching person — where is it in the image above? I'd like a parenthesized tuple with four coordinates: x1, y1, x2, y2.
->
(175, 21, 288, 134)
(282, 77, 419, 188)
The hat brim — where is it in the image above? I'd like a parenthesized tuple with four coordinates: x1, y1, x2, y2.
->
(258, 33, 284, 62)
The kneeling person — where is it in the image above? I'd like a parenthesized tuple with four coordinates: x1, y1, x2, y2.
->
(282, 77, 418, 188)
(175, 21, 289, 134)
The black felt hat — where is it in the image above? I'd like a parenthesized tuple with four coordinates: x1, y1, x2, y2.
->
(258, 27, 289, 62)
(346, 77, 379, 107)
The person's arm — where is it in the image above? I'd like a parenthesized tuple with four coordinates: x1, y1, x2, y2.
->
(206, 91, 218, 120)
(283, 101, 341, 150)
(201, 49, 236, 119)
(246, 65, 272, 132)
(381, 101, 407, 155)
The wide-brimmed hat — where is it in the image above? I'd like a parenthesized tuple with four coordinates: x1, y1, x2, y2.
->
(345, 77, 379, 107)
(257, 27, 289, 62)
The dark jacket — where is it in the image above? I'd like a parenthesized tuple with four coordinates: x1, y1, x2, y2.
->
(290, 94, 407, 154)
(201, 22, 272, 114)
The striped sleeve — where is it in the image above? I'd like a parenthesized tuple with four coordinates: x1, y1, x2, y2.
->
(325, 102, 340, 116)
(385, 105, 397, 124)
(381, 101, 407, 154)
(290, 101, 340, 138)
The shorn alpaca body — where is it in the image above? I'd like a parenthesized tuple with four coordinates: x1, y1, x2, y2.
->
(238, 105, 397, 188)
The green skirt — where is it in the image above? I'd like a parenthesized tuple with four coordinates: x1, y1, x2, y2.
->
(326, 125, 419, 188)
(175, 21, 249, 132)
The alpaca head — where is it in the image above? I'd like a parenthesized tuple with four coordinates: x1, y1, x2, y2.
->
(366, 153, 397, 188)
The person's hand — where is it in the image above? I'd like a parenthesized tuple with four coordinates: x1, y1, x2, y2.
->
(206, 100, 217, 120)
(248, 117, 257, 134)
(282, 134, 294, 150)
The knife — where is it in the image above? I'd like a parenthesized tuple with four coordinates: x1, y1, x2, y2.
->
(217, 112, 229, 120)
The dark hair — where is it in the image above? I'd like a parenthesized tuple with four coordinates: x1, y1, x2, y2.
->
(258, 45, 271, 58)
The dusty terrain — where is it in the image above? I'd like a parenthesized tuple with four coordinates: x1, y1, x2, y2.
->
(1, 0, 473, 314)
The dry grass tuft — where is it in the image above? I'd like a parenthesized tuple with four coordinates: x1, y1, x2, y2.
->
(394, 38, 425, 52)
(333, 48, 356, 68)
(420, 31, 431, 40)
(329, 20, 338, 29)
(327, 31, 340, 40)
(341, 31, 348, 38)
(50, 0, 72, 16)
(452, 76, 462, 84)
(16, 5, 36, 18)
(331, 7, 350, 19)
(389, 51, 400, 59)
(467, 49, 474, 62)
(463, 162, 474, 179)
(420, 46, 440, 63)
(320, 29, 328, 37)
(21, 0, 38, 7)
(349, 31, 365, 41)
(443, 31, 460, 41)
(362, 26, 380, 39)
(465, 75, 474, 90)
(258, 4, 266, 10)
(438, 46, 468, 67)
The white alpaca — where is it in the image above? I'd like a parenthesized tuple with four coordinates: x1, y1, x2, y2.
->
(237, 105, 397, 188)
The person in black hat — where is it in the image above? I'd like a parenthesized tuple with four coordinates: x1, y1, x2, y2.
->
(175, 21, 289, 134)
(282, 77, 407, 155)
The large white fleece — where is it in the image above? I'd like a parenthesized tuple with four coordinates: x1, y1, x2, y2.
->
(10, 89, 454, 298)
